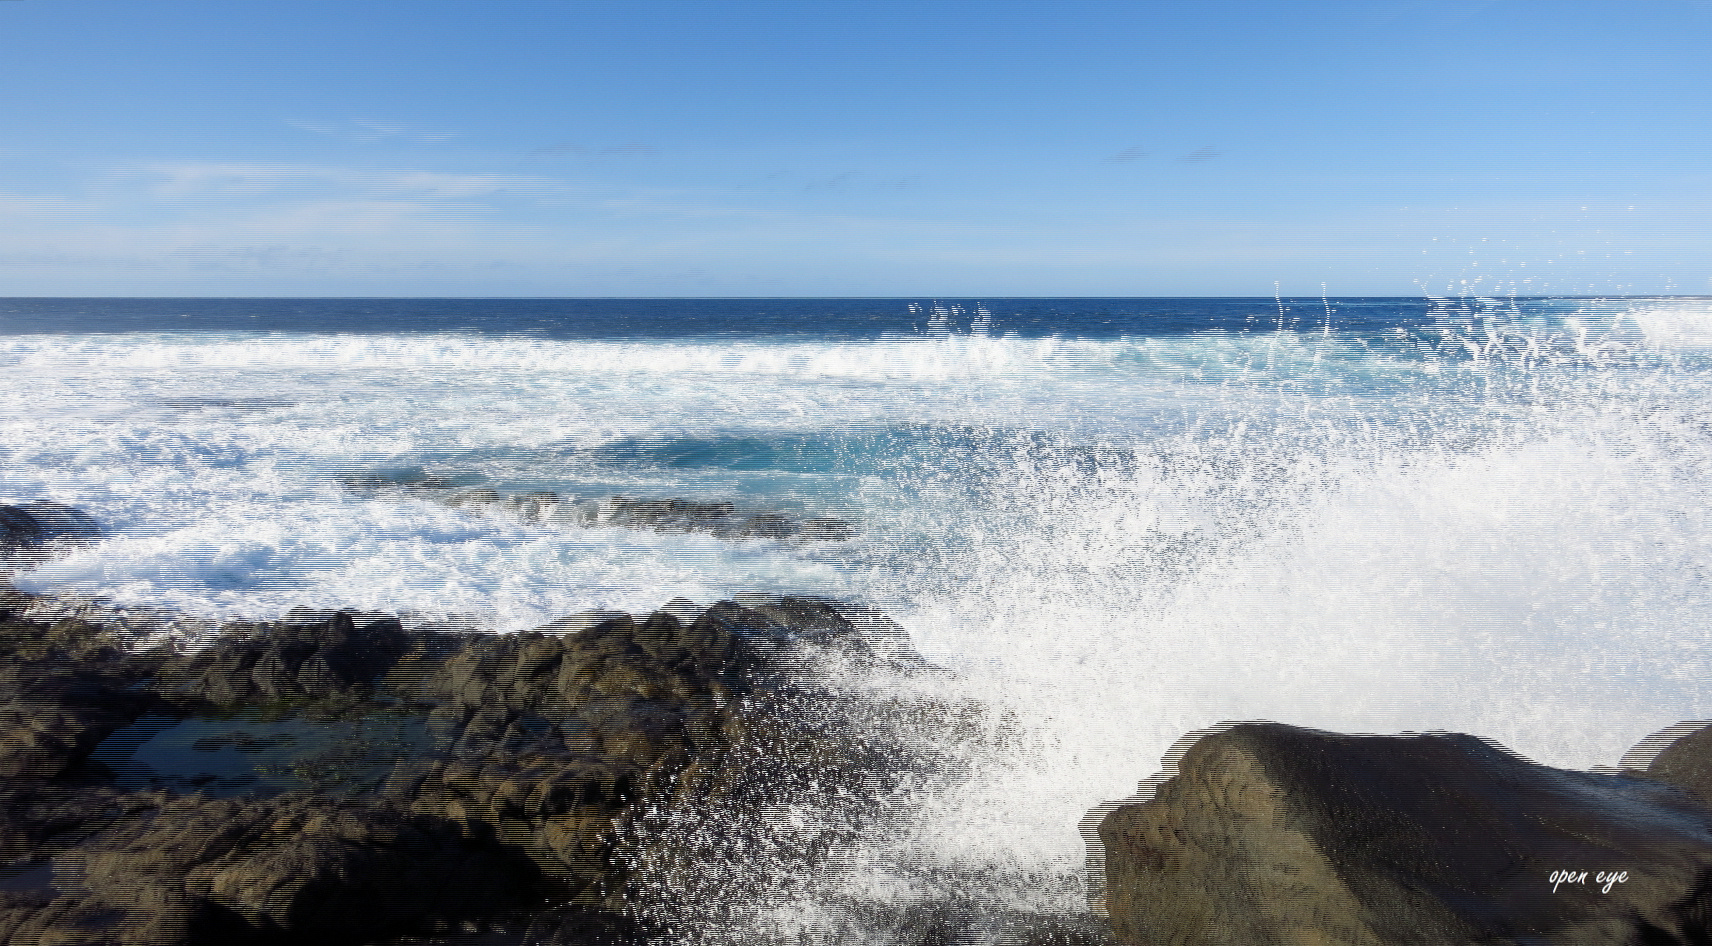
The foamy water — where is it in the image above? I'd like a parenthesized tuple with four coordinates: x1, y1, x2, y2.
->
(3, 295, 1710, 939)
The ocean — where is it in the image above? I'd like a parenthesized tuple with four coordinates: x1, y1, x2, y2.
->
(4, 294, 1711, 934)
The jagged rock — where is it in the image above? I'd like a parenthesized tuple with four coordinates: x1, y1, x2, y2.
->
(0, 792, 534, 945)
(445, 488, 503, 509)
(0, 590, 912, 943)
(156, 611, 409, 706)
(0, 661, 162, 780)
(504, 490, 567, 523)
(0, 611, 164, 781)
(1097, 722, 1712, 946)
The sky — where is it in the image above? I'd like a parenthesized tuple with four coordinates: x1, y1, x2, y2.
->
(1, 0, 1708, 297)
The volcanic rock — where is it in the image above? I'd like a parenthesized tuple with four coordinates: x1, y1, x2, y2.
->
(1623, 720, 1712, 809)
(0, 793, 534, 946)
(0, 589, 908, 945)
(1097, 722, 1712, 946)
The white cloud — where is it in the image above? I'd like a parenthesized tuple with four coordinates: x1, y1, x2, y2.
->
(285, 119, 459, 144)
(136, 162, 548, 200)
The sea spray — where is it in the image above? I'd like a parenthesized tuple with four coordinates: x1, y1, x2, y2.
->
(610, 297, 1712, 944)
(3, 296, 1710, 941)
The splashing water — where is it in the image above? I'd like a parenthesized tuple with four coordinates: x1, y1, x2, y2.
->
(3, 295, 1710, 940)
(615, 296, 1712, 943)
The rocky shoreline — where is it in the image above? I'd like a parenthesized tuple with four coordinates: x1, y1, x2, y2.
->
(0, 580, 925, 945)
(12, 502, 1712, 945)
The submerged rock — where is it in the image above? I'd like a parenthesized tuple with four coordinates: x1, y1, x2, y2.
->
(340, 469, 469, 492)
(1096, 722, 1712, 946)
(344, 471, 857, 542)
(575, 495, 855, 541)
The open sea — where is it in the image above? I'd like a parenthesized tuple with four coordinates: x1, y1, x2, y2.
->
(4, 295, 1712, 935)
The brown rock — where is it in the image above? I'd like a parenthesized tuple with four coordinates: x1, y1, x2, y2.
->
(1097, 722, 1712, 946)
(1629, 720, 1712, 807)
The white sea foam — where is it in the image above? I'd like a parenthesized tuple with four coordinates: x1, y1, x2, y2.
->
(4, 298, 1711, 940)
(598, 299, 1712, 942)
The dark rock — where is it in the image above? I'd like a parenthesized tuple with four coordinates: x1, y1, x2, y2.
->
(446, 489, 502, 509)
(340, 469, 465, 492)
(342, 468, 862, 543)
(0, 654, 163, 781)
(605, 497, 736, 526)
(1097, 722, 1712, 946)
(437, 486, 857, 543)
(504, 490, 566, 523)
(1626, 721, 1712, 808)
(0, 502, 100, 560)
(0, 590, 917, 943)
(2, 793, 535, 945)
(799, 517, 857, 541)
(723, 513, 792, 539)
(156, 610, 408, 706)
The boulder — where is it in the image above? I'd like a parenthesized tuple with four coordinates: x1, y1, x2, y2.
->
(0, 502, 99, 560)
(1625, 721, 1712, 808)
(1097, 722, 1712, 946)
(0, 661, 162, 780)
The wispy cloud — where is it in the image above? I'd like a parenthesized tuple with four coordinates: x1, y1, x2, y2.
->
(1105, 147, 1149, 163)
(286, 119, 458, 144)
(136, 163, 551, 205)
(1183, 146, 1223, 162)
(0, 194, 102, 215)
(531, 140, 658, 158)
(803, 170, 919, 191)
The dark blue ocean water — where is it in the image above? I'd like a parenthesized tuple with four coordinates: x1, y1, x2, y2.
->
(0, 295, 1427, 338)
(6, 294, 1680, 340)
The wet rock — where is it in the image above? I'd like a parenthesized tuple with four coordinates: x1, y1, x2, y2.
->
(341, 467, 861, 543)
(340, 469, 465, 492)
(603, 497, 736, 528)
(0, 502, 100, 560)
(0, 647, 163, 781)
(588, 496, 856, 542)
(536, 610, 633, 637)
(798, 517, 857, 541)
(1097, 722, 1712, 946)
(2, 793, 535, 945)
(1624, 720, 1712, 808)
(156, 611, 409, 707)
(0, 590, 917, 943)
(504, 490, 566, 523)
(445, 488, 502, 510)
(438, 484, 857, 543)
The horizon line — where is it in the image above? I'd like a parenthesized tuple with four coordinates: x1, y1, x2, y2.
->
(5, 294, 1708, 302)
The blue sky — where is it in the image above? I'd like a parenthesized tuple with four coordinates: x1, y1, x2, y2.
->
(2, 0, 1708, 296)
